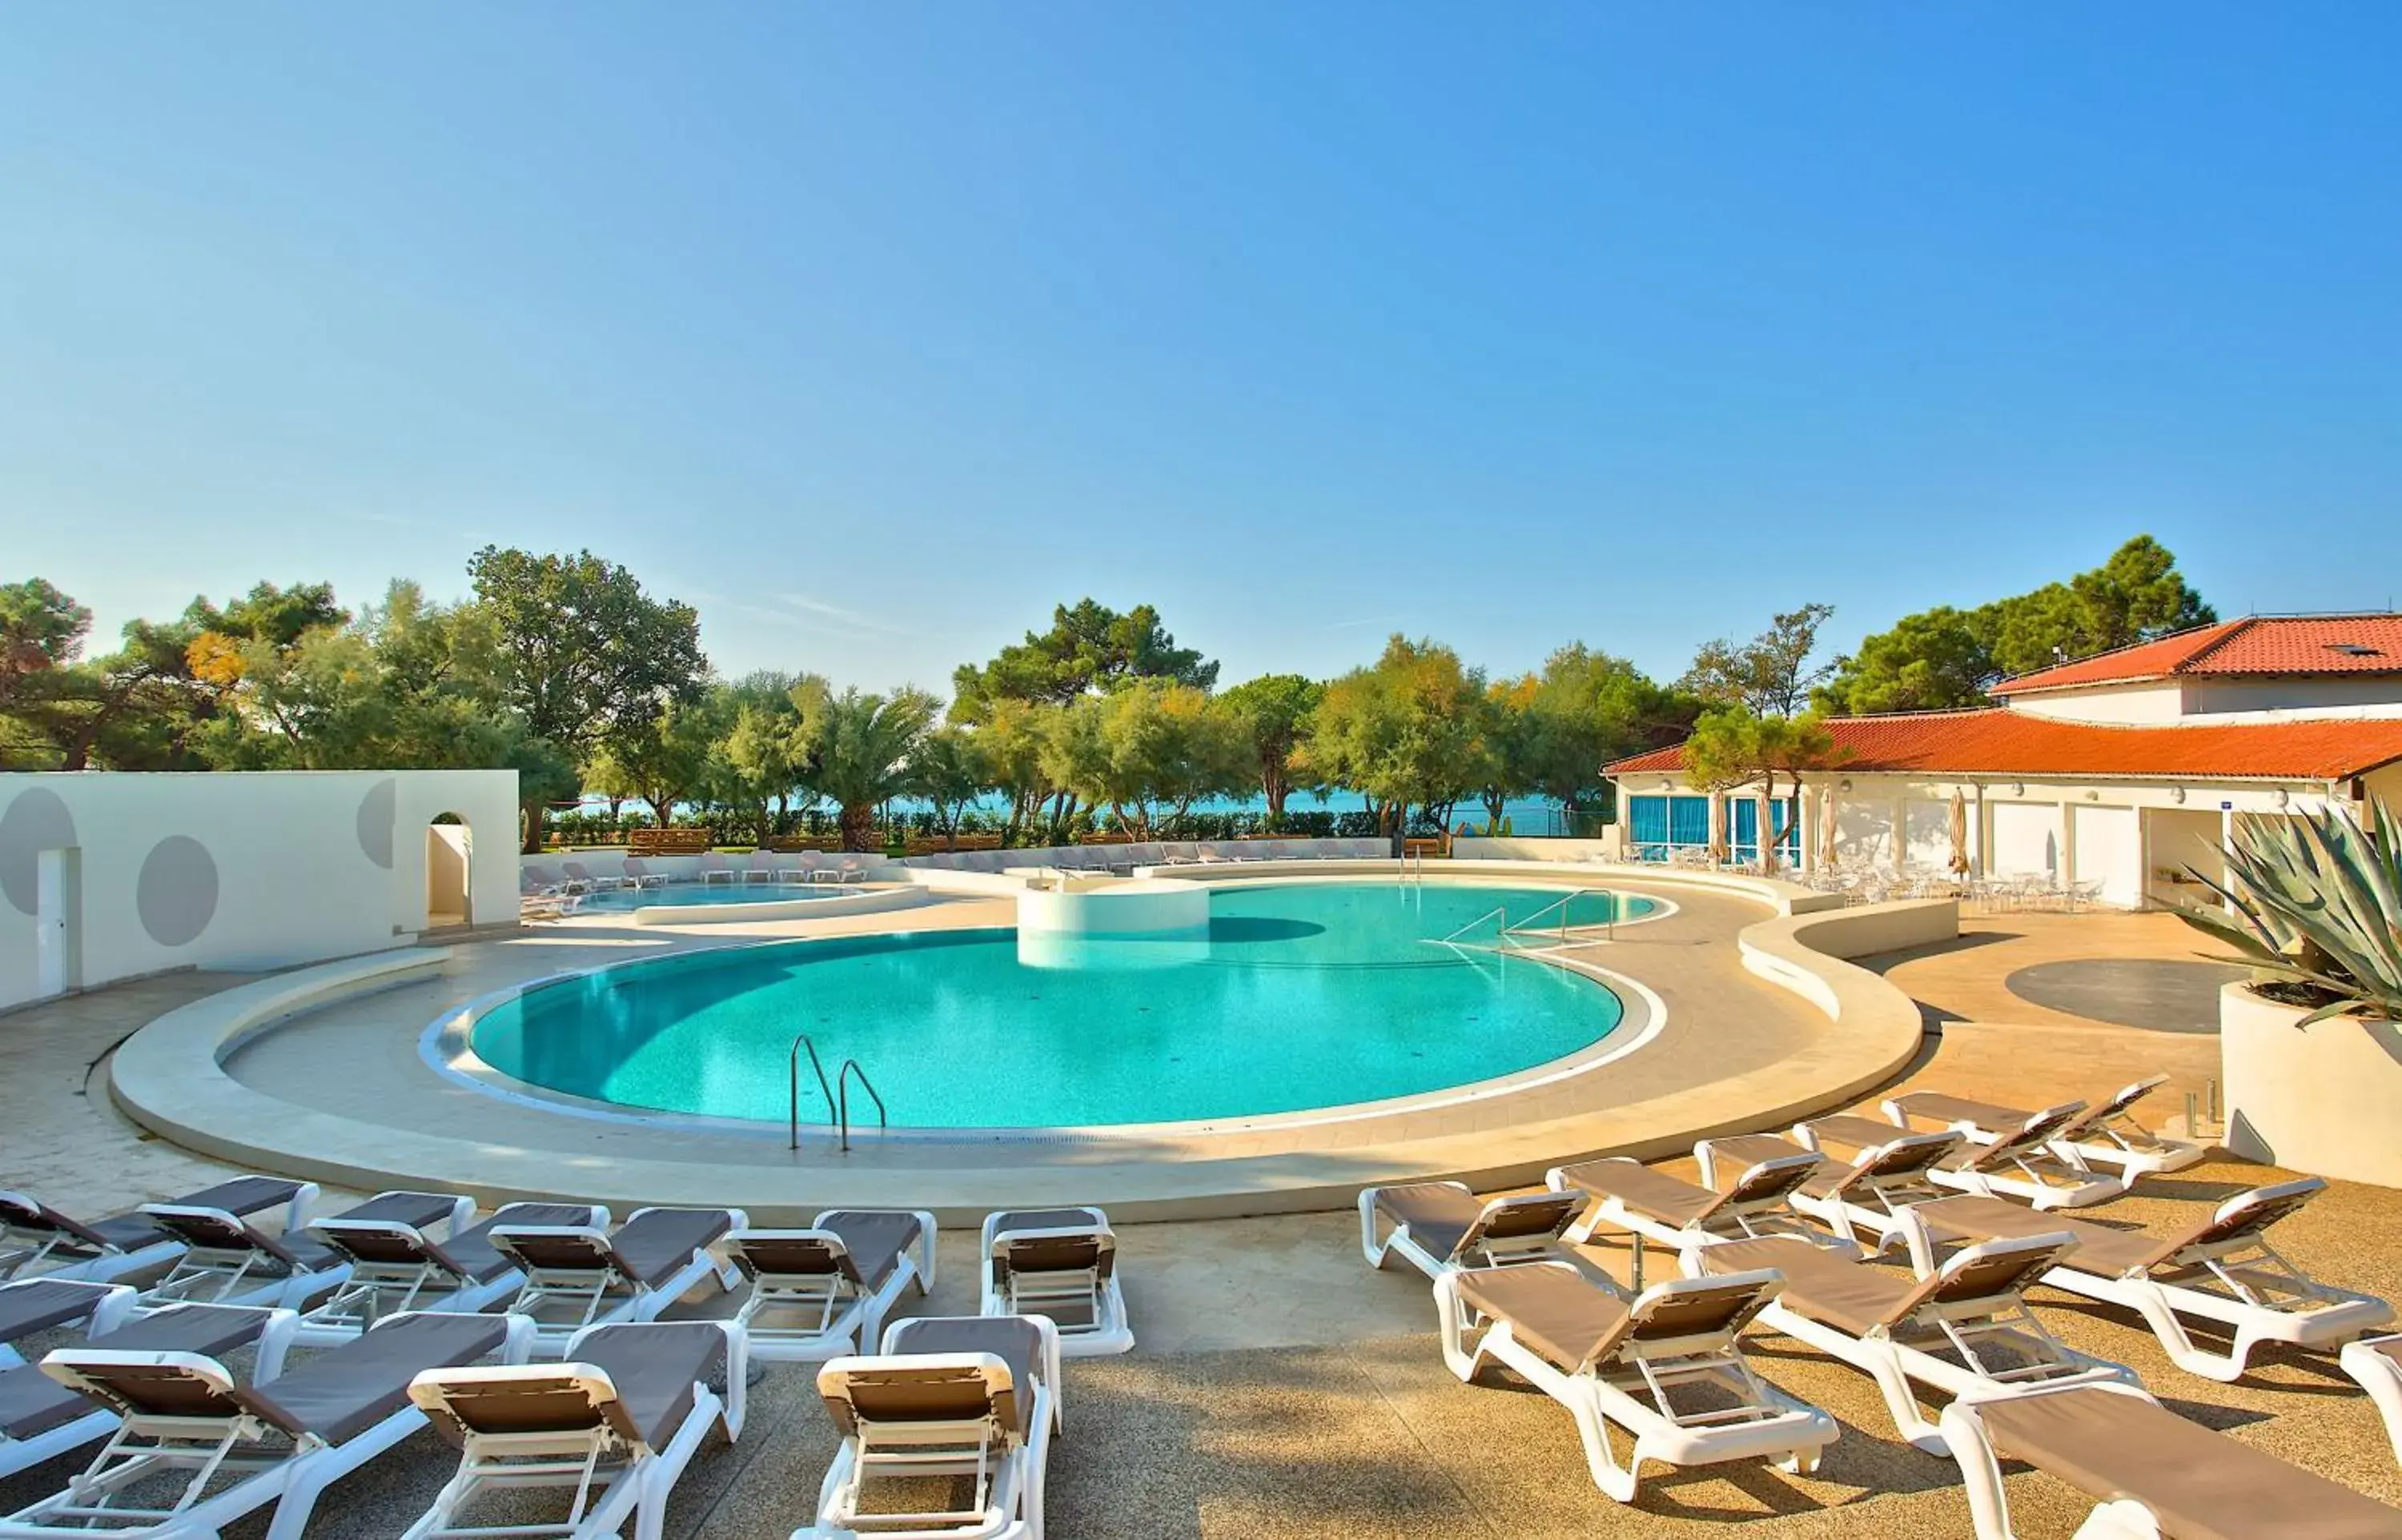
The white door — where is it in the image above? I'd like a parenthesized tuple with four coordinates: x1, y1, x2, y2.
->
(2071, 805, 2143, 908)
(1990, 804, 2063, 878)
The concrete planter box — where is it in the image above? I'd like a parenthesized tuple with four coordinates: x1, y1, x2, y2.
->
(2222, 981, 2402, 1188)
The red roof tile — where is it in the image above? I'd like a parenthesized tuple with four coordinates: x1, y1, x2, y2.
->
(1605, 708, 2402, 782)
(1993, 615, 2402, 695)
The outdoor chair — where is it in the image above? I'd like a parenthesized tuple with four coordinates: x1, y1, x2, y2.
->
(981, 1207, 1130, 1357)
(729, 1210, 937, 1363)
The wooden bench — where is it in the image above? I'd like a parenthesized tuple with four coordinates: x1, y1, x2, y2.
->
(629, 828, 713, 856)
(1402, 836, 1450, 860)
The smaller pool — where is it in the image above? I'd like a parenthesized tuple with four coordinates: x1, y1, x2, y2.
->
(577, 884, 858, 912)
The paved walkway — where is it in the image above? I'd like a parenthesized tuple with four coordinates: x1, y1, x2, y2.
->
(2, 911, 2397, 1535)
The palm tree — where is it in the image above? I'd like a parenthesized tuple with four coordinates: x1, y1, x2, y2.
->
(794, 680, 939, 851)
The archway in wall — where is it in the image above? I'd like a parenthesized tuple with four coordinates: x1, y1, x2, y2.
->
(426, 812, 473, 928)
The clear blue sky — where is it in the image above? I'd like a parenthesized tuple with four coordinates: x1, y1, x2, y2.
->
(4, 3, 2396, 694)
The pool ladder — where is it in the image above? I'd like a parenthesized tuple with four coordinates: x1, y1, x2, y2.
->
(788, 1034, 890, 1153)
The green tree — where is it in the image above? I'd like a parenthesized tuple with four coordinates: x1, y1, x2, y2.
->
(1681, 708, 1848, 874)
(1812, 607, 1994, 714)
(469, 547, 707, 849)
(713, 672, 808, 843)
(1216, 673, 1324, 829)
(909, 725, 991, 848)
(950, 599, 1216, 720)
(605, 694, 727, 831)
(1678, 603, 1836, 718)
(975, 699, 1063, 847)
(1502, 644, 1695, 828)
(1069, 680, 1248, 838)
(1302, 636, 1490, 836)
(794, 680, 940, 851)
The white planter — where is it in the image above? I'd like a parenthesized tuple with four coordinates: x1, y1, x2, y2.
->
(2221, 981, 2402, 1188)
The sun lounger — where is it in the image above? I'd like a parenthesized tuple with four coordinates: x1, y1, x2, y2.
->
(693, 852, 734, 885)
(1892, 1076, 2205, 1180)
(1692, 1231, 2137, 1454)
(0, 1196, 181, 1287)
(1432, 1260, 1838, 1501)
(1878, 1095, 2127, 1209)
(1905, 1184, 2396, 1382)
(0, 1309, 532, 1540)
(731, 1209, 938, 1362)
(1782, 1117, 1966, 1249)
(1548, 1141, 1836, 1255)
(132, 1177, 352, 1311)
(1359, 1182, 1585, 1279)
(524, 863, 589, 895)
(2343, 1335, 2402, 1468)
(1938, 1381, 2402, 1539)
(777, 850, 828, 884)
(404, 1319, 746, 1540)
(981, 1207, 1130, 1357)
(0, 1303, 293, 1482)
(0, 1281, 136, 1370)
(295, 1196, 588, 1347)
(560, 860, 629, 892)
(618, 858, 671, 889)
(490, 1207, 744, 1356)
(794, 1314, 1061, 1540)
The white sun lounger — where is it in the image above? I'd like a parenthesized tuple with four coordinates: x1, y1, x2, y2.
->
(1877, 1095, 2128, 1209)
(3, 1175, 310, 1288)
(0, 1280, 137, 1370)
(1906, 1183, 2396, 1382)
(793, 1314, 1062, 1540)
(133, 1183, 351, 1313)
(980, 1207, 1130, 1358)
(404, 1318, 747, 1540)
(1891, 1075, 2206, 1180)
(776, 850, 828, 884)
(1692, 1229, 2137, 1455)
(1939, 1380, 2402, 1539)
(1432, 1260, 1838, 1501)
(297, 1199, 600, 1348)
(489, 1207, 743, 1357)
(696, 852, 737, 885)
(618, 858, 672, 889)
(0, 1303, 294, 1482)
(1781, 1117, 1966, 1250)
(0, 1309, 532, 1540)
(2343, 1335, 2402, 1469)
(1359, 1182, 1585, 1279)
(1548, 1137, 1838, 1255)
(560, 860, 628, 892)
(730, 1210, 938, 1363)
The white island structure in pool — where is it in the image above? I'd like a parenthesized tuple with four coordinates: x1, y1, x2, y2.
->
(1605, 612, 2402, 908)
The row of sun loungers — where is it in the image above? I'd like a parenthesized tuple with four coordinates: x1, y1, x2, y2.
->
(1360, 1076, 2402, 1530)
(0, 1180, 1129, 1539)
(905, 836, 1392, 874)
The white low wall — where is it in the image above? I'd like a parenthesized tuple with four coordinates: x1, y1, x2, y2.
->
(1, 771, 518, 1013)
(2223, 983, 2402, 1188)
(1016, 880, 1211, 937)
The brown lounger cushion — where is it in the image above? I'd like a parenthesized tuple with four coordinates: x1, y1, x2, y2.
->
(1701, 1237, 1919, 1336)
(990, 1208, 1103, 1236)
(1914, 1195, 2167, 1276)
(990, 1212, 1114, 1281)
(819, 1212, 924, 1292)
(1554, 1161, 1721, 1230)
(1705, 1134, 1816, 1190)
(884, 1317, 1046, 1438)
(1371, 1184, 1485, 1263)
(1977, 1388, 2402, 1540)
(170, 1177, 302, 1219)
(1804, 1114, 1918, 1153)
(609, 1209, 736, 1291)
(1890, 1092, 2029, 1129)
(0, 1281, 117, 1343)
(443, 1204, 599, 1283)
(327, 1193, 461, 1233)
(1453, 1265, 1631, 1374)
(576, 1322, 728, 1449)
(0, 1197, 170, 1254)
(237, 1313, 508, 1445)
(0, 1305, 270, 1439)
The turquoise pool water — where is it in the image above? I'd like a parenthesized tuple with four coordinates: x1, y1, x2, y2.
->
(576, 884, 850, 912)
(465, 882, 1648, 1128)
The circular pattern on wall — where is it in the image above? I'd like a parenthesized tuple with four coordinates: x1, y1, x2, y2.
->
(0, 788, 78, 916)
(137, 836, 220, 948)
(355, 778, 398, 869)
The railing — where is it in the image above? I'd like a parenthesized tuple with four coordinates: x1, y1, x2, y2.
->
(1504, 888, 1618, 946)
(1402, 849, 1424, 885)
(1436, 905, 1508, 945)
(836, 1060, 887, 1153)
(789, 1034, 836, 1150)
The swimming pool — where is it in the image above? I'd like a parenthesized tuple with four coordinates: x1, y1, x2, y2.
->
(456, 881, 1654, 1130)
(574, 884, 856, 912)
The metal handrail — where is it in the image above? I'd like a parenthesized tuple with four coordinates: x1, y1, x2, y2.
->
(789, 1034, 837, 1149)
(1505, 888, 1618, 944)
(836, 1060, 887, 1153)
(1435, 905, 1508, 945)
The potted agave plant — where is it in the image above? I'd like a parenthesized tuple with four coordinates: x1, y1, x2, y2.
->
(2176, 797, 2402, 1187)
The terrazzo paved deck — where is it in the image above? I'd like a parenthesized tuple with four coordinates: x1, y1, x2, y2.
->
(4, 907, 2400, 1534)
